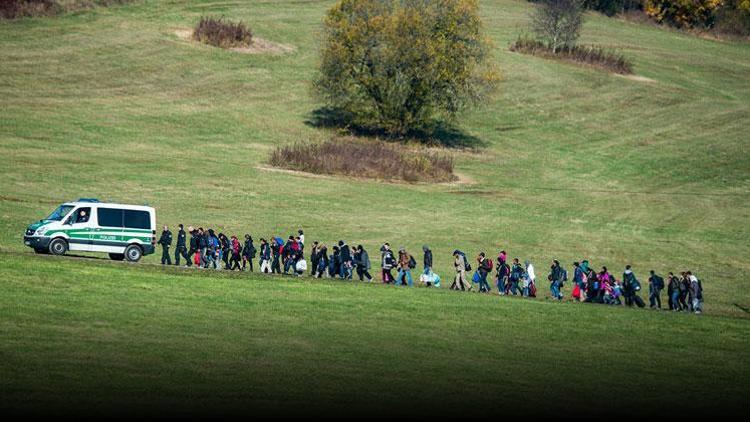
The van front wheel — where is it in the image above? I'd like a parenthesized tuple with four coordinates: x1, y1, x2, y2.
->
(125, 244, 143, 262)
(49, 238, 67, 256)
(109, 253, 125, 261)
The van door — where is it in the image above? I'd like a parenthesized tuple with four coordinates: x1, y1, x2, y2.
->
(63, 207, 93, 251)
(93, 207, 125, 253)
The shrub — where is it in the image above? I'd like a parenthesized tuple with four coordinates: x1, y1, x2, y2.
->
(644, 0, 722, 28)
(314, 0, 499, 138)
(715, 0, 750, 36)
(1, 0, 60, 18)
(193, 16, 253, 49)
(1, 0, 132, 19)
(268, 137, 456, 183)
(510, 36, 634, 74)
(531, 0, 585, 53)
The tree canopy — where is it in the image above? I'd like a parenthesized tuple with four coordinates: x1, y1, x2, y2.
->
(314, 0, 499, 137)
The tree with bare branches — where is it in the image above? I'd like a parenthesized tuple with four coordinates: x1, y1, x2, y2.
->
(531, 0, 585, 54)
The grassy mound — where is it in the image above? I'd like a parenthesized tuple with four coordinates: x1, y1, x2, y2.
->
(269, 138, 457, 183)
(193, 16, 252, 49)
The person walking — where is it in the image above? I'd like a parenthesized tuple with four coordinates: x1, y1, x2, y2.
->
(548, 260, 564, 300)
(157, 225, 172, 265)
(495, 256, 509, 295)
(523, 260, 535, 297)
(186, 226, 198, 267)
(679, 272, 690, 311)
(309, 241, 320, 277)
(622, 265, 644, 308)
(227, 235, 242, 270)
(451, 250, 472, 291)
(396, 248, 414, 287)
(509, 258, 523, 296)
(688, 271, 703, 314)
(259, 238, 271, 273)
(271, 238, 281, 274)
(422, 245, 433, 277)
(667, 272, 680, 311)
(338, 240, 352, 280)
(380, 243, 395, 283)
(648, 270, 665, 309)
(242, 235, 255, 271)
(315, 243, 329, 278)
(476, 252, 492, 293)
(174, 224, 188, 266)
(354, 245, 373, 282)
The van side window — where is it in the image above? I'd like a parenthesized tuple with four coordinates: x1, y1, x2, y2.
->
(98, 208, 123, 228)
(124, 210, 150, 229)
(71, 207, 91, 224)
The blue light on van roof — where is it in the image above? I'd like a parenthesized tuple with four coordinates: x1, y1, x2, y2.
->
(76, 198, 100, 203)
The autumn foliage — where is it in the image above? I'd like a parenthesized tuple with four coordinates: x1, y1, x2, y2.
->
(314, 0, 499, 137)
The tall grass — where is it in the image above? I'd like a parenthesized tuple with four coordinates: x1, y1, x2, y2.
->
(269, 138, 456, 183)
(510, 36, 634, 74)
(193, 16, 253, 49)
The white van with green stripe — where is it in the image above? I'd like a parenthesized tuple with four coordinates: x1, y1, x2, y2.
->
(24, 198, 156, 262)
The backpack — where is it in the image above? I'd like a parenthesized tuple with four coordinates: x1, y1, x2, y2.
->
(561, 267, 568, 282)
(654, 275, 664, 290)
(486, 259, 494, 272)
(457, 251, 471, 271)
(408, 255, 416, 269)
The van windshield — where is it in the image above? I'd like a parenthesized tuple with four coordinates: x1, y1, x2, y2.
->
(45, 205, 74, 221)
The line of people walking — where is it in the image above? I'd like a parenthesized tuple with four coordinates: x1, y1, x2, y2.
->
(156, 225, 704, 313)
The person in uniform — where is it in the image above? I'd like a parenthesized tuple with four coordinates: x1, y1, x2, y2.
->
(157, 225, 172, 265)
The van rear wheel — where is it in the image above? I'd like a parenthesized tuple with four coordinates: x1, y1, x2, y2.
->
(124, 244, 143, 262)
(48, 238, 67, 256)
(109, 253, 125, 261)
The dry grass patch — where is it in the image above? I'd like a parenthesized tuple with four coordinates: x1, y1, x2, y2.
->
(510, 36, 634, 75)
(193, 16, 252, 49)
(268, 137, 457, 183)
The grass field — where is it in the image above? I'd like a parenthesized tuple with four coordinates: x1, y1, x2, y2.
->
(1, 0, 749, 416)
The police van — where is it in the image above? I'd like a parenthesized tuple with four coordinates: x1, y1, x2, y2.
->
(23, 198, 156, 262)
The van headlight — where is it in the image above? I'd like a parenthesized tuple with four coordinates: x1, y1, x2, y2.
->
(35, 227, 47, 235)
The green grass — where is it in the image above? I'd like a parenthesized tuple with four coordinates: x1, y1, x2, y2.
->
(1, 253, 748, 416)
(0, 0, 749, 415)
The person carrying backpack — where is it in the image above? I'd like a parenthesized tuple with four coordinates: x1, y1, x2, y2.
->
(451, 250, 471, 291)
(548, 259, 565, 300)
(622, 265, 645, 308)
(315, 243, 328, 278)
(496, 255, 509, 295)
(380, 243, 395, 283)
(509, 258, 523, 296)
(354, 245, 373, 282)
(228, 235, 242, 271)
(648, 270, 665, 309)
(338, 240, 352, 280)
(667, 272, 680, 311)
(242, 235, 256, 272)
(396, 248, 415, 287)
(476, 252, 492, 293)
